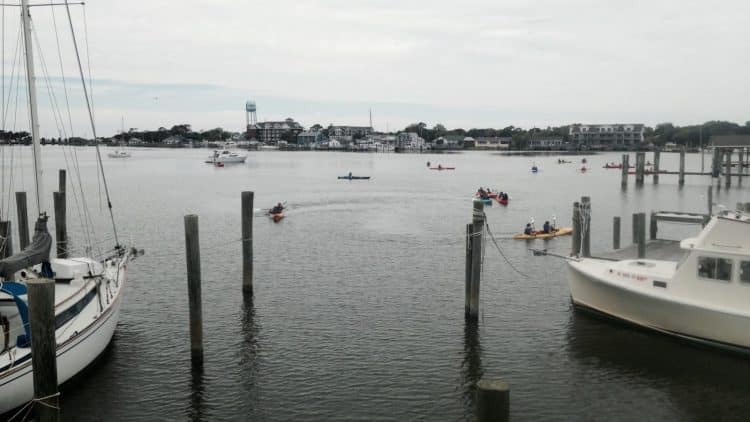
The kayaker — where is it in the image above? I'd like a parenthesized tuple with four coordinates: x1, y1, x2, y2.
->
(542, 221, 551, 233)
(427, 161, 430, 167)
(478, 187, 486, 196)
(270, 203, 284, 214)
(438, 164, 443, 170)
(524, 223, 533, 235)
(348, 171, 352, 178)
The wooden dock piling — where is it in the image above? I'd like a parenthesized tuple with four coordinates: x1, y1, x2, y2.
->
(0, 221, 12, 258)
(650, 211, 657, 240)
(653, 149, 661, 184)
(468, 199, 484, 320)
(632, 213, 638, 244)
(678, 147, 686, 186)
(739, 149, 744, 185)
(572, 202, 581, 256)
(725, 150, 732, 188)
(613, 216, 621, 250)
(476, 379, 509, 422)
(465, 223, 472, 317)
(184, 214, 204, 365)
(58, 169, 66, 193)
(636, 213, 646, 258)
(241, 191, 254, 296)
(581, 196, 591, 257)
(53, 192, 67, 258)
(16, 192, 30, 250)
(708, 185, 713, 216)
(635, 152, 645, 186)
(621, 154, 629, 188)
(27, 279, 60, 422)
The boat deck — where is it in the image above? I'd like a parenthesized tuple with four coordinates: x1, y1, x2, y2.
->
(598, 239, 684, 261)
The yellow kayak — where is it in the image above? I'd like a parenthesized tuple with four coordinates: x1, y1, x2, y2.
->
(512, 227, 573, 240)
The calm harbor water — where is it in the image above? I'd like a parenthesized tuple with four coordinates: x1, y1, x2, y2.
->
(3, 147, 750, 421)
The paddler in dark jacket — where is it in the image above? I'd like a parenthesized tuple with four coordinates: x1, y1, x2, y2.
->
(270, 203, 284, 214)
(524, 223, 533, 235)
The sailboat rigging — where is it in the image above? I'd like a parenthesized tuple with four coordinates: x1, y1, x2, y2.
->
(0, 0, 137, 415)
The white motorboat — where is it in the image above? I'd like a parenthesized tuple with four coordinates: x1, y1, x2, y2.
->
(567, 209, 750, 353)
(107, 150, 131, 158)
(0, 0, 136, 414)
(205, 149, 247, 164)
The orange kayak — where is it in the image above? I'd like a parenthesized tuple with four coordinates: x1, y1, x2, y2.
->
(270, 212, 284, 222)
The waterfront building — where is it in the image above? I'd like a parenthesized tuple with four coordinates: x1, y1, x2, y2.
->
(250, 118, 304, 145)
(528, 138, 565, 150)
(433, 135, 470, 150)
(473, 137, 511, 150)
(569, 124, 645, 149)
(396, 132, 425, 149)
(329, 125, 373, 138)
(298, 130, 325, 146)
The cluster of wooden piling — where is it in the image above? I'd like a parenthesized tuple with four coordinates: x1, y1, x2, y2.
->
(571, 197, 591, 257)
(620, 147, 749, 188)
(464, 199, 484, 320)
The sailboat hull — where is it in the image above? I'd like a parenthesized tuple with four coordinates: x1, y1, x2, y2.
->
(0, 261, 127, 415)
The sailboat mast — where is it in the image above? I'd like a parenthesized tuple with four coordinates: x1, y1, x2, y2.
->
(20, 0, 45, 216)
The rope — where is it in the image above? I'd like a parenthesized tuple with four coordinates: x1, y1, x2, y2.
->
(483, 216, 529, 278)
(7, 392, 60, 421)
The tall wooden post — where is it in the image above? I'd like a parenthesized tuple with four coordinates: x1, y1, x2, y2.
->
(635, 152, 645, 186)
(184, 214, 203, 365)
(58, 169, 66, 193)
(16, 192, 30, 251)
(678, 147, 686, 186)
(0, 221, 12, 258)
(581, 196, 591, 257)
(572, 201, 581, 256)
(650, 211, 658, 240)
(476, 379, 509, 422)
(465, 223, 473, 317)
(653, 149, 661, 184)
(725, 150, 732, 188)
(711, 148, 721, 178)
(28, 279, 60, 422)
(636, 213, 646, 258)
(613, 216, 621, 250)
(53, 191, 67, 258)
(621, 154, 629, 188)
(739, 149, 744, 185)
(241, 191, 254, 296)
(632, 213, 638, 244)
(469, 199, 484, 320)
(708, 185, 713, 216)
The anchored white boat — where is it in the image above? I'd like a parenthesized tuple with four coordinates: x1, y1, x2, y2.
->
(568, 209, 750, 353)
(107, 150, 131, 158)
(205, 149, 247, 164)
(0, 0, 136, 414)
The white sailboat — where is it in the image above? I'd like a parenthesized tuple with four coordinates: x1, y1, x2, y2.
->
(567, 208, 750, 353)
(0, 0, 136, 414)
(109, 117, 131, 158)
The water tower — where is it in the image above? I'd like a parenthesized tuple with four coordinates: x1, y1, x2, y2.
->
(245, 100, 257, 129)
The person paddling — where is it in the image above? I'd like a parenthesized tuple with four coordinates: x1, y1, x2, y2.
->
(270, 202, 284, 214)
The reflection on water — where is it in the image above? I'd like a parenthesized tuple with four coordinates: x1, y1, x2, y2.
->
(461, 319, 482, 419)
(187, 364, 205, 422)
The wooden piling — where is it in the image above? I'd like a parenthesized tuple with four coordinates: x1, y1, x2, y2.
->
(613, 216, 621, 250)
(678, 147, 686, 186)
(650, 211, 657, 240)
(581, 196, 591, 257)
(636, 213, 646, 258)
(16, 192, 30, 251)
(635, 152, 645, 186)
(632, 213, 638, 244)
(184, 214, 203, 365)
(725, 150, 732, 188)
(653, 149, 661, 184)
(739, 149, 744, 185)
(58, 169, 66, 193)
(465, 223, 472, 317)
(27, 279, 60, 422)
(241, 191, 254, 296)
(469, 199, 484, 320)
(708, 185, 713, 216)
(0, 221, 12, 258)
(621, 154, 629, 188)
(476, 378, 509, 422)
(711, 148, 720, 178)
(572, 201, 581, 256)
(53, 191, 67, 259)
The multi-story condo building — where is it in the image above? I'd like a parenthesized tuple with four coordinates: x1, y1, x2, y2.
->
(569, 124, 645, 149)
(248, 118, 304, 144)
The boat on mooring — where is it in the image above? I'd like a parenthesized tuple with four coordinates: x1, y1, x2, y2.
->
(107, 150, 131, 159)
(567, 208, 750, 353)
(0, 1, 137, 414)
(205, 150, 247, 164)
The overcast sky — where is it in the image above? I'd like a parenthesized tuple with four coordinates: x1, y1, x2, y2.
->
(2, 0, 749, 136)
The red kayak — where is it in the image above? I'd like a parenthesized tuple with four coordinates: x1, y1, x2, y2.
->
(497, 197, 509, 206)
(430, 167, 455, 170)
(269, 212, 284, 222)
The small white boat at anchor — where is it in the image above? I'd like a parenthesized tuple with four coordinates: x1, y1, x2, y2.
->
(567, 209, 750, 353)
(205, 149, 247, 164)
(107, 150, 131, 158)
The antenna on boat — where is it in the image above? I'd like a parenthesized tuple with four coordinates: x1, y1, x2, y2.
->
(20, 0, 45, 217)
